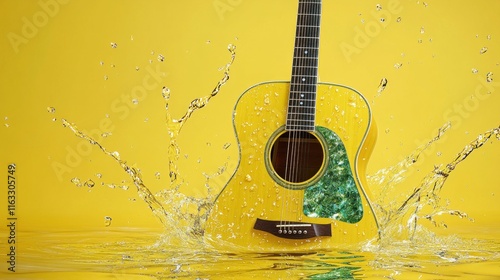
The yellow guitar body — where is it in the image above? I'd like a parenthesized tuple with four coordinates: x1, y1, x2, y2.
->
(204, 82, 379, 251)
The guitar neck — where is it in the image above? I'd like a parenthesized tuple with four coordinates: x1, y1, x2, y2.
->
(286, 0, 322, 132)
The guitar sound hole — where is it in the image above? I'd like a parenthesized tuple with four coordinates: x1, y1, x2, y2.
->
(270, 131, 324, 184)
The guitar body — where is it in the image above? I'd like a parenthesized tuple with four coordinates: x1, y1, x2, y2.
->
(204, 81, 379, 251)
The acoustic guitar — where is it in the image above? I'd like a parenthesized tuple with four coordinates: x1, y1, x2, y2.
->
(205, 0, 379, 251)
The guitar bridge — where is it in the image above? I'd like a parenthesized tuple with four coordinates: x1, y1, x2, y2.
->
(253, 218, 332, 239)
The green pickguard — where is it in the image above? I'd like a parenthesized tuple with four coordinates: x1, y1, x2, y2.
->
(303, 126, 363, 223)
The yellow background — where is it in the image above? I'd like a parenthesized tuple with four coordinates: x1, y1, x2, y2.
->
(0, 0, 499, 234)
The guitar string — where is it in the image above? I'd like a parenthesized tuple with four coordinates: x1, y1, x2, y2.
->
(289, 0, 316, 234)
(298, 0, 320, 231)
(295, 0, 309, 229)
(297, 0, 320, 233)
(282, 0, 321, 235)
(282, 0, 304, 233)
(282, 0, 298, 231)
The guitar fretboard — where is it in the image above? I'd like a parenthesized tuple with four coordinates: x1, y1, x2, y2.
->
(286, 0, 321, 131)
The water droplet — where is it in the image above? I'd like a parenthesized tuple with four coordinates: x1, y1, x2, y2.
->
(104, 75, 108, 81)
(223, 143, 231, 150)
(47, 107, 56, 113)
(104, 216, 112, 227)
(385, 128, 390, 134)
(472, 68, 479, 74)
(377, 78, 388, 93)
(376, 4, 382, 11)
(380, 18, 386, 23)
(132, 98, 139, 105)
(487, 34, 492, 40)
(122, 255, 132, 261)
(111, 151, 120, 160)
(110, 42, 117, 48)
(264, 96, 270, 105)
(135, 66, 140, 71)
(157, 54, 165, 62)
(480, 47, 488, 54)
(394, 63, 403, 69)
(162, 87, 171, 100)
(85, 179, 95, 188)
(71, 177, 82, 187)
(486, 72, 494, 82)
(99, 61, 104, 66)
(96, 173, 103, 179)
(396, 17, 402, 22)
(420, 27, 425, 34)
(245, 174, 252, 182)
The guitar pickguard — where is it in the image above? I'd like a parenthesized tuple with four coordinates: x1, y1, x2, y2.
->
(303, 126, 363, 223)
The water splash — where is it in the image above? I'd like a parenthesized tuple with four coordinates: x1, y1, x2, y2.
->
(369, 123, 500, 243)
(61, 118, 172, 227)
(58, 44, 237, 242)
(377, 78, 388, 94)
(486, 71, 494, 83)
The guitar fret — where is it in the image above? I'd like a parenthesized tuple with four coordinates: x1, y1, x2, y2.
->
(288, 100, 315, 104)
(292, 72, 318, 78)
(287, 118, 314, 121)
(292, 63, 318, 68)
(290, 86, 317, 92)
(296, 36, 319, 39)
(289, 113, 314, 117)
(295, 46, 319, 49)
(289, 103, 316, 107)
(289, 105, 315, 108)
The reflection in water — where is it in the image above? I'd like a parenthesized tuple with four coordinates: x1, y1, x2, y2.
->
(50, 44, 500, 278)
